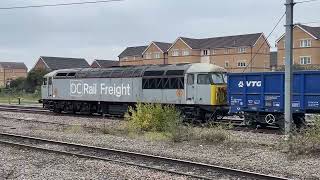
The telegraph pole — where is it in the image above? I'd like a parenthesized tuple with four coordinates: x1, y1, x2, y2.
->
(284, 0, 294, 135)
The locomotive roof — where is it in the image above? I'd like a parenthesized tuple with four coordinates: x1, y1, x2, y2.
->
(45, 63, 226, 78)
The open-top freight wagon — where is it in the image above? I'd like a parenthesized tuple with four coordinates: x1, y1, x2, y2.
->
(227, 71, 320, 128)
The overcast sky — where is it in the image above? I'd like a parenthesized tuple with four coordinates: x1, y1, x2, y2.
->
(0, 0, 319, 69)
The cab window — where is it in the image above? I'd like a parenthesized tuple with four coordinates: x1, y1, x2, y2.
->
(197, 74, 210, 84)
(48, 77, 52, 85)
(43, 78, 47, 85)
(187, 74, 194, 85)
(211, 73, 225, 84)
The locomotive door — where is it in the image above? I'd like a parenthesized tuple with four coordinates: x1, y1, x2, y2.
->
(186, 74, 195, 104)
(48, 77, 53, 97)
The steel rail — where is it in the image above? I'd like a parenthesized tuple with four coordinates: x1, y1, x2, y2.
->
(0, 132, 290, 180)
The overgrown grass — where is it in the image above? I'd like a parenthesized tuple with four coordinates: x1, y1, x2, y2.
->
(283, 118, 320, 158)
(171, 125, 232, 144)
(0, 90, 40, 104)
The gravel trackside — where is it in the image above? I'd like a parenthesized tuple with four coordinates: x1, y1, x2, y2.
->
(0, 144, 189, 180)
(0, 111, 320, 179)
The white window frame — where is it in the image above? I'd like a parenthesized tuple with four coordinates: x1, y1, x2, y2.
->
(300, 39, 312, 48)
(145, 52, 152, 59)
(202, 49, 209, 56)
(238, 47, 246, 53)
(182, 49, 190, 56)
(172, 49, 179, 56)
(212, 49, 216, 55)
(224, 61, 229, 68)
(237, 60, 246, 68)
(154, 52, 161, 59)
(224, 48, 230, 54)
(299, 56, 311, 65)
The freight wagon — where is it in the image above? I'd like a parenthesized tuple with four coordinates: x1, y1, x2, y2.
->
(227, 71, 320, 128)
(41, 63, 229, 122)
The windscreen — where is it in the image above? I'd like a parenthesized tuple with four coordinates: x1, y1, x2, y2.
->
(210, 73, 226, 84)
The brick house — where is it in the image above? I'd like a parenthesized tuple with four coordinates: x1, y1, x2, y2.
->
(118, 33, 270, 72)
(141, 41, 172, 65)
(118, 46, 147, 66)
(91, 59, 119, 68)
(33, 56, 90, 71)
(167, 33, 270, 72)
(0, 62, 28, 87)
(276, 24, 320, 69)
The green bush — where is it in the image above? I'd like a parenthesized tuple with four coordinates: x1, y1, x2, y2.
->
(125, 103, 181, 133)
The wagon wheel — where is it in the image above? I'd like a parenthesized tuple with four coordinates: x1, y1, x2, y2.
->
(265, 114, 276, 125)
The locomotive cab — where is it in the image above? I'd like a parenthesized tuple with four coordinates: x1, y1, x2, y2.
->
(185, 64, 227, 106)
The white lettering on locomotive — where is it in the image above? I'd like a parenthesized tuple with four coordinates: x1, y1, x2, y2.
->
(100, 83, 131, 97)
(70, 80, 131, 97)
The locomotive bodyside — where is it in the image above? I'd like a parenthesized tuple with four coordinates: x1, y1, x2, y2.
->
(41, 63, 228, 121)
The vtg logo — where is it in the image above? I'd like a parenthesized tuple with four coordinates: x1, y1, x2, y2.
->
(238, 81, 261, 88)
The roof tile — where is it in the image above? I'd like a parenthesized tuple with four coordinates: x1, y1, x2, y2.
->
(40, 56, 90, 70)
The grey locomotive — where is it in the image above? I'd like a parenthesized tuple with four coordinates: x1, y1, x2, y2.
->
(41, 63, 228, 121)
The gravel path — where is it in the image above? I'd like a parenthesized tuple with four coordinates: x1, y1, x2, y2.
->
(0, 111, 319, 179)
(0, 143, 189, 180)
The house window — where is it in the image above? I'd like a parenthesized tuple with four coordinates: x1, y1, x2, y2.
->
(122, 57, 128, 61)
(145, 53, 152, 59)
(237, 60, 246, 67)
(238, 47, 246, 53)
(225, 61, 229, 68)
(154, 52, 161, 59)
(172, 49, 179, 56)
(182, 49, 190, 56)
(202, 49, 209, 56)
(300, 56, 311, 65)
(224, 48, 230, 54)
(300, 39, 311, 48)
(212, 49, 216, 55)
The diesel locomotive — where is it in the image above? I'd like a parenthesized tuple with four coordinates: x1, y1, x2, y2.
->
(41, 63, 229, 122)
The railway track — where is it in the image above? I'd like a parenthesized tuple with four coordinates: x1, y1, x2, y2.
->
(0, 132, 290, 180)
(0, 104, 285, 135)
(0, 104, 48, 114)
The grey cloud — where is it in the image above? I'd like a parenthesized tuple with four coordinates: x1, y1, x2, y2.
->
(0, 0, 319, 69)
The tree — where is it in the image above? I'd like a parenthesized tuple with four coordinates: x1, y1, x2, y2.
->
(9, 77, 26, 91)
(25, 69, 48, 93)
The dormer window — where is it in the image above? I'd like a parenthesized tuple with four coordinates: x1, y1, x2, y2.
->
(145, 53, 152, 59)
(238, 47, 246, 53)
(202, 49, 209, 56)
(172, 49, 179, 56)
(300, 39, 311, 48)
(154, 52, 161, 59)
(182, 49, 190, 56)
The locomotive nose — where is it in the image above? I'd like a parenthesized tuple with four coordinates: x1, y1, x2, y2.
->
(211, 85, 227, 105)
